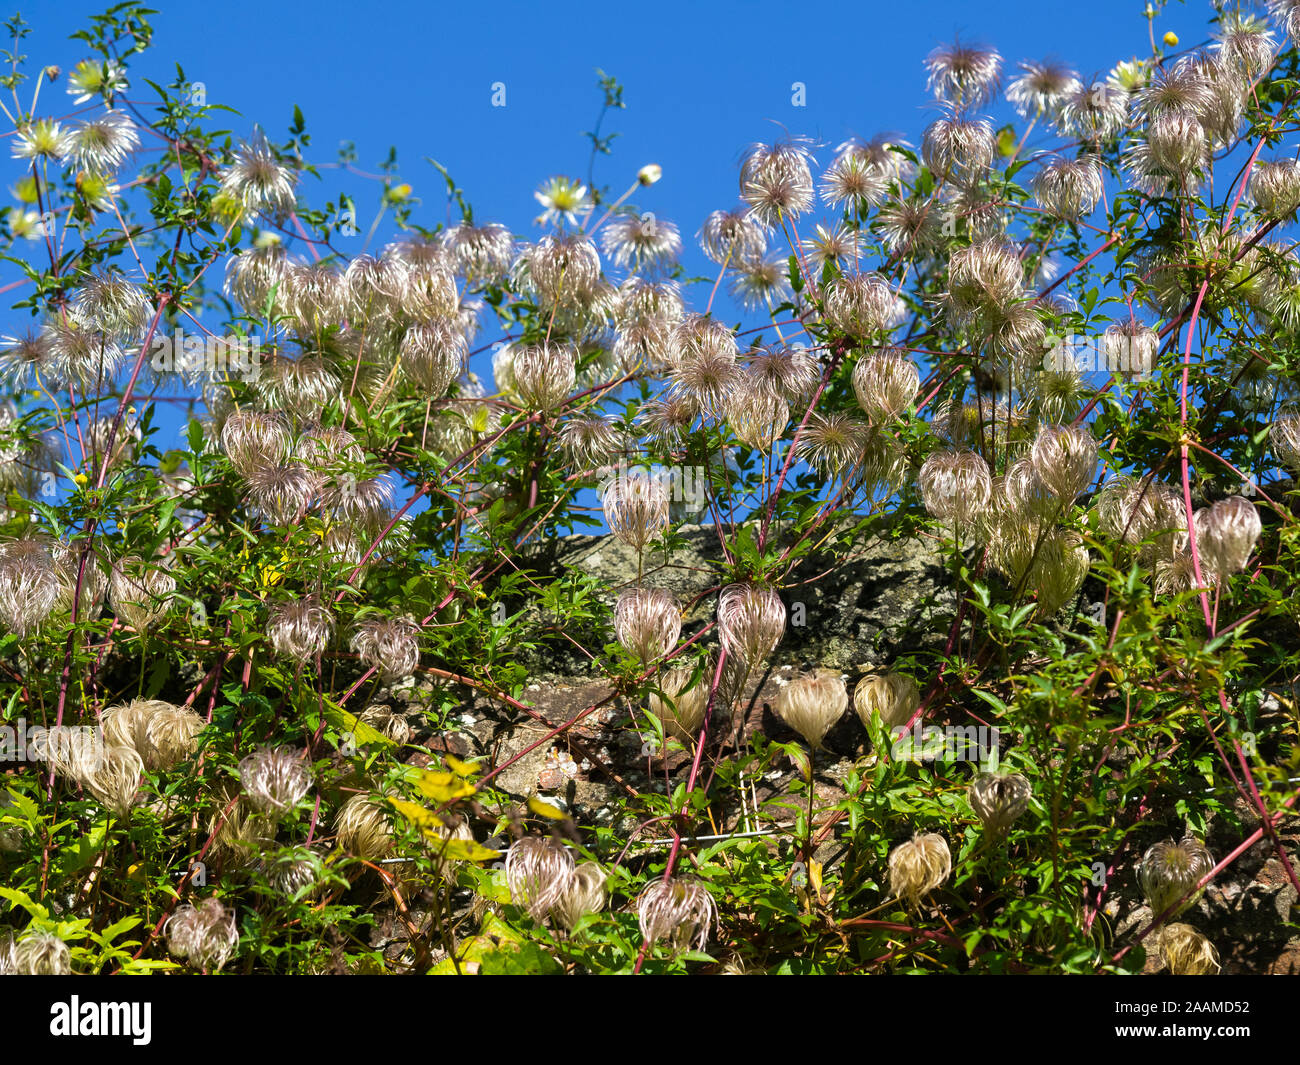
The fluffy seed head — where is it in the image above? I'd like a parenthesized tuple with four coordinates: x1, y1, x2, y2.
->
(334, 792, 393, 860)
(776, 668, 847, 750)
(1007, 59, 1081, 118)
(505, 837, 576, 922)
(218, 133, 297, 221)
(166, 897, 239, 971)
(1193, 496, 1261, 582)
(102, 698, 204, 771)
(512, 342, 576, 411)
(1270, 409, 1300, 468)
(267, 597, 335, 662)
(968, 771, 1031, 834)
(600, 212, 681, 273)
(636, 877, 715, 953)
(1249, 159, 1300, 220)
(925, 40, 1002, 109)
(648, 664, 711, 741)
(552, 862, 608, 931)
(350, 614, 420, 682)
(614, 586, 680, 664)
(441, 221, 514, 283)
(717, 582, 786, 668)
(245, 462, 316, 525)
(1159, 923, 1221, 975)
(1033, 155, 1103, 221)
(1139, 837, 1214, 917)
(238, 746, 312, 819)
(698, 208, 767, 267)
(796, 411, 869, 480)
(740, 140, 816, 227)
(14, 931, 71, 975)
(601, 471, 670, 550)
(921, 116, 995, 186)
(400, 320, 466, 398)
(888, 832, 952, 907)
(1029, 423, 1098, 503)
(853, 672, 921, 729)
(824, 272, 903, 336)
(109, 554, 176, 630)
(0, 538, 59, 637)
(852, 349, 919, 421)
(220, 410, 291, 478)
(919, 449, 992, 525)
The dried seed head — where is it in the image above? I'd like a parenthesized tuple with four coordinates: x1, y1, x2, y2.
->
(238, 746, 312, 819)
(614, 586, 681, 664)
(740, 140, 816, 227)
(921, 116, 995, 187)
(1270, 409, 1300, 469)
(262, 845, 324, 899)
(1249, 159, 1300, 220)
(1057, 79, 1128, 140)
(945, 239, 1024, 323)
(823, 272, 903, 336)
(0, 538, 59, 637)
(648, 664, 711, 741)
(888, 832, 952, 907)
(552, 862, 608, 931)
(524, 233, 602, 305)
(220, 409, 291, 478)
(559, 416, 622, 471)
(852, 349, 919, 421)
(728, 254, 793, 311)
(637, 877, 715, 953)
(1007, 59, 1081, 118)
(1103, 319, 1159, 377)
(726, 376, 789, 451)
(698, 208, 767, 267)
(102, 698, 204, 771)
(600, 211, 682, 273)
(166, 897, 240, 971)
(40, 318, 123, 394)
(245, 462, 317, 525)
(441, 221, 514, 283)
(218, 133, 297, 221)
(267, 596, 335, 662)
(1032, 155, 1103, 221)
(512, 342, 577, 411)
(334, 792, 394, 860)
(717, 582, 786, 668)
(853, 672, 921, 729)
(1029, 423, 1098, 503)
(1027, 527, 1091, 615)
(109, 554, 177, 630)
(350, 614, 420, 682)
(925, 40, 1003, 109)
(72, 270, 150, 343)
(1139, 837, 1214, 917)
(796, 411, 869, 481)
(60, 109, 139, 173)
(400, 319, 466, 398)
(601, 471, 670, 550)
(14, 931, 71, 975)
(1159, 923, 1221, 975)
(505, 837, 576, 922)
(225, 243, 289, 316)
(1193, 496, 1261, 582)
(82, 745, 144, 815)
(776, 668, 847, 750)
(919, 448, 992, 526)
(968, 771, 1031, 834)
(1125, 110, 1208, 196)
(1095, 475, 1186, 556)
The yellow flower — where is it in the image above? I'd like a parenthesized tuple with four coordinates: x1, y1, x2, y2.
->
(1163, 31, 1179, 46)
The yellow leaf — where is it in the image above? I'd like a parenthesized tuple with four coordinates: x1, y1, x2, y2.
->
(528, 795, 567, 820)
(439, 839, 501, 862)
(403, 766, 476, 803)
(443, 754, 480, 778)
(388, 797, 446, 834)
